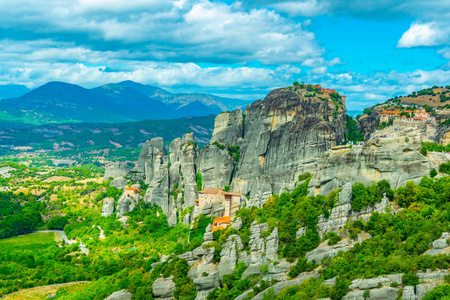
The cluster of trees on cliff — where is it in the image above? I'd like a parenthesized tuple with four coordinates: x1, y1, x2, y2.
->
(207, 174, 450, 299)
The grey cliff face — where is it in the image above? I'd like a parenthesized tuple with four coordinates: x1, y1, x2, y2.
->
(139, 133, 200, 223)
(197, 144, 234, 190)
(230, 88, 346, 199)
(169, 132, 199, 208)
(141, 138, 170, 214)
(308, 137, 435, 197)
(101, 197, 115, 217)
(210, 109, 244, 146)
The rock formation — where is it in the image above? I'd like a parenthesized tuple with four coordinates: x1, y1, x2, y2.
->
(101, 198, 115, 217)
(136, 86, 346, 224)
(424, 232, 450, 256)
(230, 88, 346, 201)
(140, 137, 170, 214)
(104, 290, 132, 300)
(109, 177, 127, 189)
(152, 276, 176, 300)
(117, 186, 143, 217)
(104, 162, 131, 181)
(308, 137, 439, 197)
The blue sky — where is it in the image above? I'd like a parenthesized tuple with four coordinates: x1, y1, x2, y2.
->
(0, 0, 449, 110)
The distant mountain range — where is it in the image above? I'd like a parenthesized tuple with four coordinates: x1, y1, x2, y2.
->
(0, 81, 252, 125)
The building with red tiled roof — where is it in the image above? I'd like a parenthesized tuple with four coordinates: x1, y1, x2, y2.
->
(379, 111, 401, 123)
(211, 216, 233, 233)
(196, 188, 242, 218)
(124, 187, 141, 200)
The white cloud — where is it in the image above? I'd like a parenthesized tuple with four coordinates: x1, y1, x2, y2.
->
(309, 66, 327, 74)
(0, 0, 324, 65)
(397, 22, 448, 48)
(273, 0, 328, 17)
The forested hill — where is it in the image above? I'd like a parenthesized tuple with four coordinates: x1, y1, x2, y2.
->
(0, 81, 252, 125)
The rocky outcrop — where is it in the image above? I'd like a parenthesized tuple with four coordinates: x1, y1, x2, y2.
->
(425, 232, 450, 256)
(341, 270, 450, 300)
(152, 276, 176, 299)
(197, 144, 234, 190)
(308, 137, 434, 197)
(142, 138, 170, 214)
(210, 109, 244, 146)
(104, 163, 131, 181)
(436, 125, 450, 145)
(104, 290, 132, 300)
(349, 274, 402, 290)
(101, 198, 115, 217)
(135, 86, 347, 225)
(343, 287, 397, 300)
(193, 271, 220, 300)
(138, 133, 200, 223)
(117, 189, 142, 217)
(217, 234, 243, 279)
(249, 272, 319, 300)
(110, 177, 128, 189)
(231, 88, 346, 200)
(306, 239, 357, 263)
(168, 132, 199, 207)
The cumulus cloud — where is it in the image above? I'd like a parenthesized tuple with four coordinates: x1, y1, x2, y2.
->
(397, 22, 449, 48)
(0, 0, 323, 65)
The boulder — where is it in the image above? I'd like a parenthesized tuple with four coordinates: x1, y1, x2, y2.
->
(110, 177, 128, 189)
(152, 277, 176, 299)
(193, 271, 220, 300)
(231, 217, 243, 231)
(104, 290, 132, 300)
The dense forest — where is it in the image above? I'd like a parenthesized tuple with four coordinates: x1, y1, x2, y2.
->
(0, 192, 44, 239)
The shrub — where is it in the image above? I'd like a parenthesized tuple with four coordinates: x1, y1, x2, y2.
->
(430, 169, 437, 178)
(420, 147, 428, 156)
(196, 173, 203, 191)
(402, 272, 419, 286)
(439, 162, 450, 174)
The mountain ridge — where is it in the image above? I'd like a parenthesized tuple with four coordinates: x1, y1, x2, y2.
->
(0, 81, 252, 125)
